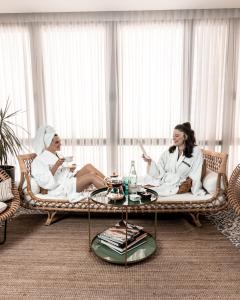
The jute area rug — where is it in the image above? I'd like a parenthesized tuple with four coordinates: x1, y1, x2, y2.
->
(5, 205, 240, 250)
(0, 211, 240, 300)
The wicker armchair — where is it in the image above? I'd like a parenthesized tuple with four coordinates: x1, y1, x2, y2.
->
(0, 169, 20, 244)
(227, 164, 240, 215)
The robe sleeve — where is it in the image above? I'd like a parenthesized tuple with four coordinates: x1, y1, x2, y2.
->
(32, 158, 58, 190)
(148, 150, 167, 180)
(188, 147, 205, 195)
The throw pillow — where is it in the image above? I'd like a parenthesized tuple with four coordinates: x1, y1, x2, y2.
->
(0, 201, 7, 213)
(177, 177, 192, 194)
(23, 177, 40, 195)
(202, 170, 222, 194)
(30, 178, 40, 194)
(0, 178, 14, 202)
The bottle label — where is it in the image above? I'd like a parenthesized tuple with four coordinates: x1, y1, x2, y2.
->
(128, 183, 138, 194)
(129, 161, 137, 193)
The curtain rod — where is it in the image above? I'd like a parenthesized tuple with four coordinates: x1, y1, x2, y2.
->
(0, 9, 240, 23)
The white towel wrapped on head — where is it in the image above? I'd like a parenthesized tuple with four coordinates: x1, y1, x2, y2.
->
(33, 125, 56, 154)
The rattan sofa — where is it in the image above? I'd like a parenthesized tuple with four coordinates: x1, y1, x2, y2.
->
(0, 169, 20, 244)
(18, 149, 229, 227)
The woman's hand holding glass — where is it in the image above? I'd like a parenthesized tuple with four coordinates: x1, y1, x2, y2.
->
(56, 158, 65, 168)
(50, 158, 65, 176)
(56, 154, 76, 173)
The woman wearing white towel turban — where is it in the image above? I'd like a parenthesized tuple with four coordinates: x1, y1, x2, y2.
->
(31, 126, 105, 198)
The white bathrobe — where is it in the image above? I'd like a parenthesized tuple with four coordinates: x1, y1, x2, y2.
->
(32, 150, 76, 198)
(144, 146, 205, 196)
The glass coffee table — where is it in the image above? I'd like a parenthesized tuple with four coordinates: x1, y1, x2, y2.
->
(88, 187, 158, 266)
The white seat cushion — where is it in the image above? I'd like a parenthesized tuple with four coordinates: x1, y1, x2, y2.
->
(0, 201, 7, 213)
(156, 192, 213, 203)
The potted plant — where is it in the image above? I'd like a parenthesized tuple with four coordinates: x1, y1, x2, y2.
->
(0, 100, 23, 182)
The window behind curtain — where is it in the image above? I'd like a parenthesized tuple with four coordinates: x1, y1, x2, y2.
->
(190, 20, 228, 152)
(41, 23, 107, 173)
(229, 20, 240, 170)
(117, 22, 184, 176)
(0, 24, 35, 164)
(0, 18, 237, 179)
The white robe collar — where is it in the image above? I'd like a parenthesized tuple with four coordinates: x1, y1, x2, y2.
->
(175, 149, 185, 168)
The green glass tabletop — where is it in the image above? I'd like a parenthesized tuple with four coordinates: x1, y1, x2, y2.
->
(90, 187, 158, 207)
(91, 234, 156, 264)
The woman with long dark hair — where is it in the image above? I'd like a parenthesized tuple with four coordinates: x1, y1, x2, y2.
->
(143, 122, 205, 196)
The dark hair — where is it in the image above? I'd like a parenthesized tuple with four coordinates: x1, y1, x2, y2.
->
(169, 122, 196, 158)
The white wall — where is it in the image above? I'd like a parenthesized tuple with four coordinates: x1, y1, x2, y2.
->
(0, 0, 240, 13)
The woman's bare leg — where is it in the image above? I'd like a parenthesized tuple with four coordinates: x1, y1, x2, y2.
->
(76, 173, 105, 192)
(75, 164, 105, 179)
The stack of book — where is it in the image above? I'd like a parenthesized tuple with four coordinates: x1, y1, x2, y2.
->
(97, 220, 148, 254)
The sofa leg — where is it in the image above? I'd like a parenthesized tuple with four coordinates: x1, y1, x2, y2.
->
(189, 213, 202, 227)
(0, 220, 7, 244)
(45, 211, 57, 226)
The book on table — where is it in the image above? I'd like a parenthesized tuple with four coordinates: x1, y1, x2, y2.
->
(97, 220, 148, 254)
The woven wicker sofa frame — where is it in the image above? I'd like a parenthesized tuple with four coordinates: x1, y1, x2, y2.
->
(18, 149, 228, 227)
(0, 169, 20, 244)
(227, 164, 240, 215)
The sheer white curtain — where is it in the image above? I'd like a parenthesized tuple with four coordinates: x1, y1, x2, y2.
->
(189, 18, 240, 174)
(116, 17, 239, 177)
(190, 19, 228, 151)
(39, 22, 109, 174)
(229, 20, 240, 172)
(230, 77, 240, 170)
(0, 24, 35, 167)
(117, 21, 185, 176)
(230, 85, 240, 171)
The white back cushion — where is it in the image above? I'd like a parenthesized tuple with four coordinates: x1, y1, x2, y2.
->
(203, 170, 224, 194)
(0, 178, 14, 202)
(23, 177, 40, 195)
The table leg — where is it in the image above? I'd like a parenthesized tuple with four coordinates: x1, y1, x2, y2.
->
(154, 210, 157, 240)
(125, 208, 128, 267)
(88, 196, 91, 251)
(0, 220, 7, 245)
